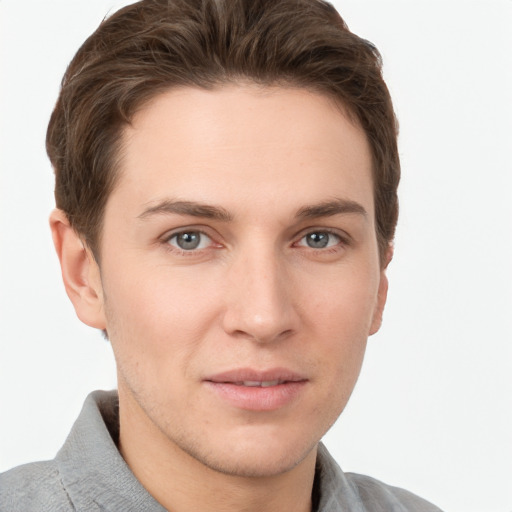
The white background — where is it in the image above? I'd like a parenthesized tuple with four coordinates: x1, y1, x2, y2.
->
(1, 1, 511, 511)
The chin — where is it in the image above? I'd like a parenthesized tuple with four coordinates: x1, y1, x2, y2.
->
(175, 426, 320, 478)
(187, 446, 313, 478)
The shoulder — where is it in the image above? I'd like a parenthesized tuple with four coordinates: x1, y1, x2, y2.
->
(0, 460, 74, 512)
(315, 443, 443, 512)
(344, 472, 443, 512)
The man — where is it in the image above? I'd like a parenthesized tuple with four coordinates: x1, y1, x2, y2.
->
(0, 0, 443, 510)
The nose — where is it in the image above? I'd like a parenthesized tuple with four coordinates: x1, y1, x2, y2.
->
(221, 246, 298, 344)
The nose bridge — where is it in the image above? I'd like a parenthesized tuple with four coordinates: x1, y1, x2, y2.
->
(223, 240, 295, 342)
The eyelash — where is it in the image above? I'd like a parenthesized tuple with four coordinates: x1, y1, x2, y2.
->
(294, 228, 349, 252)
(161, 227, 350, 255)
(163, 229, 218, 256)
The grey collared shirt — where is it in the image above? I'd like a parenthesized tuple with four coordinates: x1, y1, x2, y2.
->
(0, 390, 443, 511)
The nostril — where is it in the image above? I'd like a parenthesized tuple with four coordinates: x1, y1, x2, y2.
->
(228, 327, 294, 344)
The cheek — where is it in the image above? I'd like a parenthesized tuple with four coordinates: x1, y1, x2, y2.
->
(303, 263, 380, 337)
(302, 265, 379, 383)
(102, 265, 222, 379)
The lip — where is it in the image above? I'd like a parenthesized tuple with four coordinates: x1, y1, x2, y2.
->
(203, 367, 308, 411)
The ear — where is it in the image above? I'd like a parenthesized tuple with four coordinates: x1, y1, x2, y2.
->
(49, 209, 106, 329)
(369, 244, 393, 336)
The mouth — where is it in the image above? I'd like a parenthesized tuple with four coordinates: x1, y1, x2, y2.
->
(203, 368, 308, 411)
(205, 367, 306, 383)
(227, 380, 288, 387)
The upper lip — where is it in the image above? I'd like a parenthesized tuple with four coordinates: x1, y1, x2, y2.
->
(204, 367, 307, 384)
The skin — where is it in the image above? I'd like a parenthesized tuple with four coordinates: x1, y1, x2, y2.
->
(51, 85, 391, 512)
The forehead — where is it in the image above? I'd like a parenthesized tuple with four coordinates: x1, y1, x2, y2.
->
(111, 85, 374, 219)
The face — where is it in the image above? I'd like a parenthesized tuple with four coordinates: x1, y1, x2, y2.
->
(86, 85, 388, 477)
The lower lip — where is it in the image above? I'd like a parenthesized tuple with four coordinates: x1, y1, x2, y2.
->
(204, 381, 307, 411)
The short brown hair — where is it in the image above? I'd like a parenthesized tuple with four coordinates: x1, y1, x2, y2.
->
(47, 0, 400, 263)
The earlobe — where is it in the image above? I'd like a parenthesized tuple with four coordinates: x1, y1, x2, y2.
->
(49, 209, 106, 329)
(369, 245, 393, 336)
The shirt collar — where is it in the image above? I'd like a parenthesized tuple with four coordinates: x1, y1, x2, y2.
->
(56, 390, 166, 511)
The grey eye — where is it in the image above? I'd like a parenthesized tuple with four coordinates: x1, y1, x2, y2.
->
(169, 231, 210, 251)
(299, 231, 341, 249)
(306, 232, 329, 248)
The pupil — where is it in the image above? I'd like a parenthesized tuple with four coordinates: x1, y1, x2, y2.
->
(177, 232, 200, 250)
(307, 232, 329, 248)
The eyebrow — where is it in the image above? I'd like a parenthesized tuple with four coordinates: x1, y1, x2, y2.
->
(138, 200, 233, 222)
(137, 197, 367, 222)
(296, 199, 367, 219)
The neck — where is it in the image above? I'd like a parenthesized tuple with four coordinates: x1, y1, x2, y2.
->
(118, 388, 316, 512)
